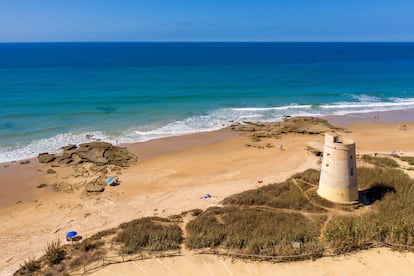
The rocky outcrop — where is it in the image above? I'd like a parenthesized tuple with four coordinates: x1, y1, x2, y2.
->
(38, 153, 56, 163)
(85, 183, 105, 193)
(37, 142, 136, 195)
(54, 142, 136, 167)
(37, 142, 136, 167)
(230, 117, 344, 141)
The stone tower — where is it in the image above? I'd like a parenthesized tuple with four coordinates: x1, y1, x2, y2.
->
(318, 132, 358, 204)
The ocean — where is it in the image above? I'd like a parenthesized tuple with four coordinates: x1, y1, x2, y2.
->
(1, 42, 414, 163)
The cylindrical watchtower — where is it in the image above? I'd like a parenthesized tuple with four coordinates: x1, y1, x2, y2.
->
(318, 132, 358, 204)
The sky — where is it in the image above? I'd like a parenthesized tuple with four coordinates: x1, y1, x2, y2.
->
(0, 0, 413, 42)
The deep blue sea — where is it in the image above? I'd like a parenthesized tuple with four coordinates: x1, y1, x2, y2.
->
(1, 42, 414, 162)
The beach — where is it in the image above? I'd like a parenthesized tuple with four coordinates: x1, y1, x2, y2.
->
(1, 111, 413, 275)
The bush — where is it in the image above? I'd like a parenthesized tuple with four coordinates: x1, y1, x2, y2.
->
(190, 208, 203, 216)
(324, 167, 414, 253)
(77, 238, 104, 252)
(222, 180, 325, 212)
(89, 228, 117, 241)
(358, 167, 413, 193)
(291, 169, 320, 187)
(323, 216, 375, 254)
(15, 258, 41, 275)
(396, 156, 414, 166)
(115, 217, 183, 254)
(186, 206, 325, 256)
(361, 155, 399, 168)
(44, 240, 65, 265)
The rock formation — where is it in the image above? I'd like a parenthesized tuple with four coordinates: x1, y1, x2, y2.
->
(37, 142, 136, 194)
(230, 116, 344, 142)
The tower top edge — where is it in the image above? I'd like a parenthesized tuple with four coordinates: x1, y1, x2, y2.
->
(324, 131, 355, 146)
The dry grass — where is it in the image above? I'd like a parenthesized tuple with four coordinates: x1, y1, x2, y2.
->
(114, 217, 183, 254)
(14, 258, 41, 275)
(186, 206, 325, 256)
(324, 167, 414, 253)
(222, 169, 325, 212)
(396, 155, 414, 166)
(44, 240, 65, 265)
(361, 154, 399, 168)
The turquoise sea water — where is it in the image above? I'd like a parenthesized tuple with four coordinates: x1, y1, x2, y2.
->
(1, 42, 414, 162)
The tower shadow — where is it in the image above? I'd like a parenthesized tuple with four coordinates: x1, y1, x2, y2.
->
(359, 184, 395, 205)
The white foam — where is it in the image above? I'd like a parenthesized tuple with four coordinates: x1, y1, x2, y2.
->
(231, 104, 312, 111)
(0, 131, 112, 163)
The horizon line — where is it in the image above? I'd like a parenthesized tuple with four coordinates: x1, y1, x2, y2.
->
(1, 41, 414, 44)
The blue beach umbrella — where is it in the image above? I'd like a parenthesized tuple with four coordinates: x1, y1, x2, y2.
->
(66, 231, 77, 239)
(106, 177, 115, 185)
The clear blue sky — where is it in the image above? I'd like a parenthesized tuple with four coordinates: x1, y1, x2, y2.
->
(0, 0, 413, 42)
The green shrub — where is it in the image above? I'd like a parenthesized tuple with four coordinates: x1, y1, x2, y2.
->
(361, 155, 399, 168)
(15, 258, 41, 275)
(291, 169, 320, 186)
(190, 208, 203, 216)
(89, 228, 117, 241)
(222, 180, 325, 212)
(323, 216, 375, 254)
(186, 209, 226, 249)
(77, 238, 104, 252)
(358, 167, 413, 193)
(115, 217, 183, 254)
(186, 206, 325, 256)
(44, 240, 65, 265)
(324, 167, 414, 253)
(396, 156, 414, 166)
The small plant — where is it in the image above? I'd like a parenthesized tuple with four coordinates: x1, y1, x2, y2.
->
(15, 257, 41, 275)
(44, 240, 65, 265)
(78, 238, 103, 252)
(190, 208, 203, 216)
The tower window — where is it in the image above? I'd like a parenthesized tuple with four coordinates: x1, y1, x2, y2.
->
(350, 168, 354, 176)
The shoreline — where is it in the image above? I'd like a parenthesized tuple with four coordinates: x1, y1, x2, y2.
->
(1, 111, 414, 274)
(322, 107, 414, 126)
(2, 107, 414, 166)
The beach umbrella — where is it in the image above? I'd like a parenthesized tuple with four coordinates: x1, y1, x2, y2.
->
(66, 231, 77, 239)
(106, 177, 115, 185)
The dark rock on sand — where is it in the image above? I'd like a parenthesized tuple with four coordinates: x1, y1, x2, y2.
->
(36, 183, 48, 188)
(20, 160, 31, 165)
(230, 116, 344, 142)
(37, 141, 136, 195)
(85, 183, 105, 193)
(57, 142, 136, 167)
(61, 144, 77, 151)
(38, 141, 135, 168)
(47, 168, 56, 174)
(38, 153, 56, 163)
(52, 182, 74, 193)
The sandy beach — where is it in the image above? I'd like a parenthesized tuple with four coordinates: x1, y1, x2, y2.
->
(1, 112, 413, 275)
